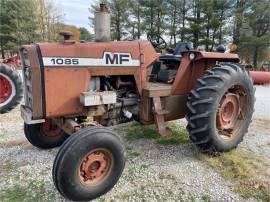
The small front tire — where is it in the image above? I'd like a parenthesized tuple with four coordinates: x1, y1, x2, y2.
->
(24, 119, 69, 149)
(53, 127, 125, 201)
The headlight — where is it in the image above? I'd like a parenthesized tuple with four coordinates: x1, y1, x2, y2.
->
(189, 53, 196, 60)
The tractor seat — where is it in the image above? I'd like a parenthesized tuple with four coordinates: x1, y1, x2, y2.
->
(159, 42, 192, 63)
(159, 54, 182, 63)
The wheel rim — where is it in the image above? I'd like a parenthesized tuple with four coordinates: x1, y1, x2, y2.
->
(40, 119, 63, 137)
(0, 73, 15, 107)
(216, 85, 248, 141)
(79, 148, 113, 186)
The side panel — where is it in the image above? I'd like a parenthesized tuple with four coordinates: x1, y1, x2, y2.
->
(44, 67, 139, 117)
(44, 68, 89, 117)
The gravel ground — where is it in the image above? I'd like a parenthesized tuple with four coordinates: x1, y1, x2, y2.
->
(0, 85, 269, 202)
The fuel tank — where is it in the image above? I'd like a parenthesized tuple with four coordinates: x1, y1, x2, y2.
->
(249, 71, 270, 85)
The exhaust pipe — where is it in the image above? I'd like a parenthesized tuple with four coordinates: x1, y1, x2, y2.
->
(95, 4, 111, 42)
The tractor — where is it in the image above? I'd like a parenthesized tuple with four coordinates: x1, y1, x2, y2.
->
(0, 55, 23, 113)
(19, 4, 254, 201)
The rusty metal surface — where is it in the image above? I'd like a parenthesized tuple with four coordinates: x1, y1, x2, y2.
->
(184, 51, 240, 62)
(216, 85, 248, 141)
(152, 97, 172, 136)
(142, 82, 172, 97)
(172, 53, 219, 95)
(38, 40, 157, 118)
(139, 94, 187, 124)
(79, 148, 113, 186)
(54, 118, 80, 135)
(217, 93, 240, 130)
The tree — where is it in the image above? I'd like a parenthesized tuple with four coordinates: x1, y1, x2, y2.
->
(128, 0, 141, 39)
(89, 0, 130, 40)
(167, 0, 182, 46)
(238, 0, 270, 68)
(79, 27, 93, 41)
(35, 0, 63, 42)
(0, 0, 19, 58)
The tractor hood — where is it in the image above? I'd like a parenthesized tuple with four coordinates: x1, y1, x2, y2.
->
(37, 40, 158, 68)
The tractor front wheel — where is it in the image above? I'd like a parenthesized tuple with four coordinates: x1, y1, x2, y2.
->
(186, 63, 255, 152)
(52, 127, 125, 201)
(24, 119, 69, 149)
(0, 64, 23, 113)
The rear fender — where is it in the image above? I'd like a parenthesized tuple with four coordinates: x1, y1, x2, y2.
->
(171, 51, 240, 95)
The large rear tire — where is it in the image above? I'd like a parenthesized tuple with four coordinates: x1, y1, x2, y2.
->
(186, 63, 255, 152)
(0, 63, 23, 113)
(24, 119, 69, 149)
(53, 127, 125, 201)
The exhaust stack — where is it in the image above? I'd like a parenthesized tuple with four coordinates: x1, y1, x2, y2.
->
(95, 4, 111, 42)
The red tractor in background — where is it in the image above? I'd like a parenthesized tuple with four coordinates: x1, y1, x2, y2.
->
(0, 55, 23, 113)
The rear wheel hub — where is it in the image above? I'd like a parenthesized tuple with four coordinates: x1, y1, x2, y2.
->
(216, 86, 248, 141)
(0, 74, 12, 104)
(217, 93, 240, 130)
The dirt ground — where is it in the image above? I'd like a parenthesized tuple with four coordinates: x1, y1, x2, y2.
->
(0, 85, 269, 202)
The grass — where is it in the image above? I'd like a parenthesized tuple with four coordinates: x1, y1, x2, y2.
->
(0, 138, 27, 148)
(199, 149, 270, 201)
(1, 180, 55, 202)
(158, 172, 177, 181)
(121, 121, 190, 145)
(190, 195, 211, 202)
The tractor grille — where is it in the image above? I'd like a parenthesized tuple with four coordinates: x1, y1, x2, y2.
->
(20, 49, 33, 111)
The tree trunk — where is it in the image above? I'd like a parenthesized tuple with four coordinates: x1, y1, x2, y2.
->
(181, 0, 186, 41)
(253, 46, 258, 69)
(157, 8, 161, 43)
(0, 42, 5, 59)
(150, 5, 154, 37)
(218, 6, 224, 44)
(206, 17, 210, 51)
(137, 6, 141, 39)
(116, 10, 121, 40)
(193, 0, 200, 49)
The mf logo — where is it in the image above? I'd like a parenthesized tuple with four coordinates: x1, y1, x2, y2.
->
(104, 52, 131, 65)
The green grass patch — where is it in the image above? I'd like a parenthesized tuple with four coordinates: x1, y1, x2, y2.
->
(199, 149, 270, 201)
(1, 180, 55, 202)
(121, 122, 190, 145)
(190, 194, 211, 202)
(124, 122, 159, 140)
(157, 123, 190, 145)
(158, 172, 177, 181)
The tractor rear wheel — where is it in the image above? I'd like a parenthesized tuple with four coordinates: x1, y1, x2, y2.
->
(24, 119, 69, 149)
(0, 64, 23, 113)
(186, 63, 255, 152)
(52, 127, 125, 201)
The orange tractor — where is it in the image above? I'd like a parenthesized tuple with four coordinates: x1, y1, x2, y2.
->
(19, 4, 254, 201)
(0, 55, 23, 113)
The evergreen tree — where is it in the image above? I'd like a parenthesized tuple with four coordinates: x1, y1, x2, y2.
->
(79, 27, 93, 41)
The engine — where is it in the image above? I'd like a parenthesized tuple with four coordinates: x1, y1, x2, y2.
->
(89, 75, 139, 126)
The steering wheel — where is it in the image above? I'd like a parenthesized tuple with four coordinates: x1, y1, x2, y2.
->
(147, 33, 167, 50)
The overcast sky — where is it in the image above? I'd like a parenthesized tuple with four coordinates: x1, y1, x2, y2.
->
(55, 0, 94, 32)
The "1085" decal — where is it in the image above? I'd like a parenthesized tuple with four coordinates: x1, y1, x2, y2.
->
(50, 58, 79, 65)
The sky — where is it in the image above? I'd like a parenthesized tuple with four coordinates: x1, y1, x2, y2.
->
(55, 0, 94, 32)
